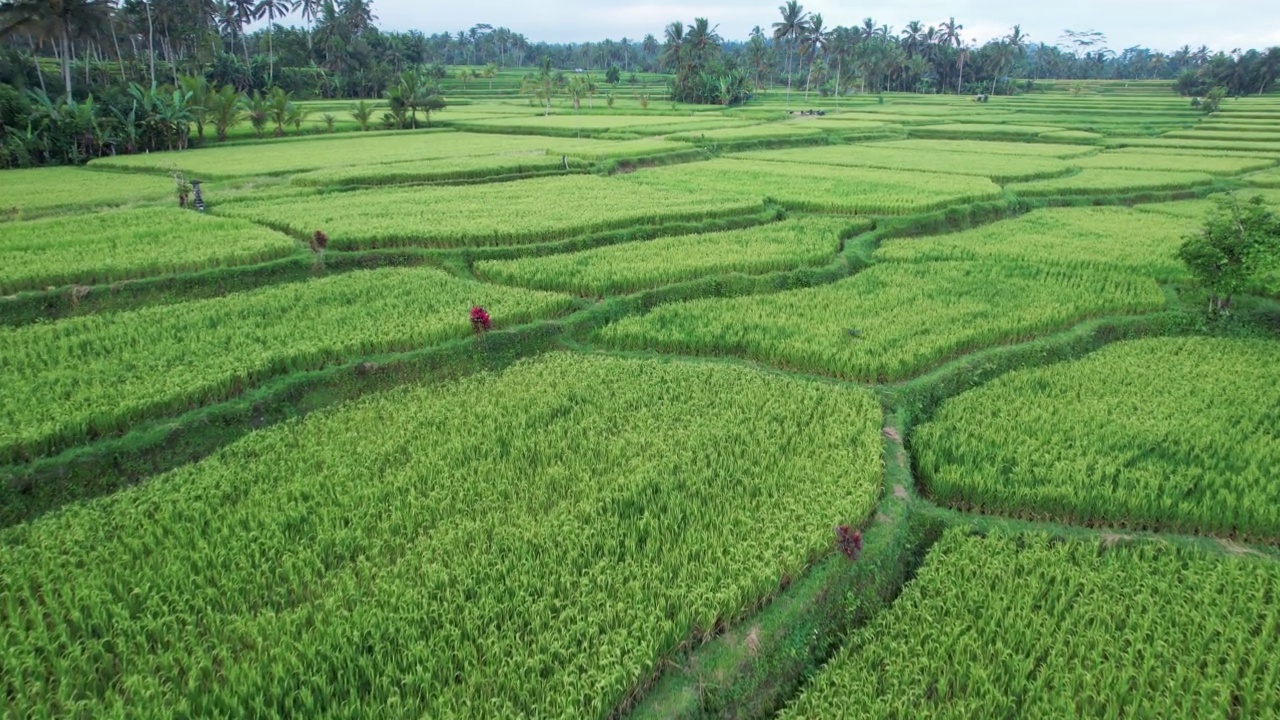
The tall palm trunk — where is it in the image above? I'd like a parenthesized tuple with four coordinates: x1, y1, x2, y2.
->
(59, 26, 72, 96)
(145, 0, 156, 87)
(267, 22, 274, 85)
(784, 38, 795, 107)
(956, 54, 965, 95)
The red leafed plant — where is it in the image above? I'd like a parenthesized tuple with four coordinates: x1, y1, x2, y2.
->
(835, 525, 863, 561)
(470, 306, 492, 332)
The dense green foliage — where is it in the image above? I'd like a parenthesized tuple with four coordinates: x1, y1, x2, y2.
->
(0, 208, 298, 294)
(476, 216, 862, 294)
(0, 267, 572, 462)
(781, 529, 1280, 718)
(597, 261, 1164, 381)
(1178, 193, 1280, 311)
(216, 175, 763, 248)
(618, 159, 1003, 215)
(875, 206, 1198, 280)
(915, 338, 1280, 538)
(0, 353, 884, 717)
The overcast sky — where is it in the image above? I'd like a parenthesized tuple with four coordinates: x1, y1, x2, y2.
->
(361, 1, 1280, 53)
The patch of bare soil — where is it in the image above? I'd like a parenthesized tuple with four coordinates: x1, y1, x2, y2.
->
(882, 426, 902, 443)
(1099, 532, 1133, 548)
(893, 485, 908, 500)
(1218, 538, 1265, 557)
(743, 625, 761, 656)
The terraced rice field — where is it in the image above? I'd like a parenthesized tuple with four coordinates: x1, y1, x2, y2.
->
(3, 91, 1280, 718)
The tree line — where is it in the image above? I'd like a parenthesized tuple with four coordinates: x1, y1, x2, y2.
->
(1, 0, 1278, 165)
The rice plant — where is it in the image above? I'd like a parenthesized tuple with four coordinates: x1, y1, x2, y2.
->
(915, 337, 1280, 538)
(596, 261, 1165, 382)
(780, 529, 1280, 718)
(0, 353, 884, 718)
(216, 175, 764, 249)
(0, 266, 574, 463)
(0, 207, 299, 294)
(476, 216, 865, 295)
(615, 159, 1003, 215)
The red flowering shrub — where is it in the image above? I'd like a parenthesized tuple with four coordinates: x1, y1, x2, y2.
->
(835, 525, 863, 561)
(470, 306, 492, 332)
(310, 230, 329, 254)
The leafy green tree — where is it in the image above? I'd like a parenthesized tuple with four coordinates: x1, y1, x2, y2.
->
(244, 89, 269, 138)
(206, 84, 245, 141)
(520, 56, 559, 116)
(605, 65, 620, 85)
(1179, 194, 1280, 314)
(0, 0, 113, 97)
(349, 98, 374, 130)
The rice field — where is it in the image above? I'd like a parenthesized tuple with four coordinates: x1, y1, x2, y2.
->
(215, 175, 764, 248)
(0, 267, 573, 462)
(0, 166, 173, 216)
(0, 353, 883, 717)
(1006, 168, 1216, 197)
(475, 216, 865, 295)
(781, 529, 1280, 718)
(4, 90, 1280, 719)
(731, 145, 1072, 183)
(0, 208, 299, 294)
(617, 159, 1004, 215)
(915, 337, 1280, 538)
(874, 206, 1198, 280)
(595, 261, 1164, 382)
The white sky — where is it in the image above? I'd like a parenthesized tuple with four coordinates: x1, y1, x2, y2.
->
(355, 0, 1280, 53)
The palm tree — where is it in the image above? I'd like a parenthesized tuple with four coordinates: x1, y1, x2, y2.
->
(772, 0, 808, 108)
(296, 0, 320, 49)
(956, 44, 970, 95)
(828, 26, 854, 98)
(901, 21, 924, 57)
(231, 0, 259, 64)
(801, 13, 828, 99)
(660, 21, 684, 73)
(940, 17, 964, 48)
(254, 0, 296, 85)
(206, 84, 245, 141)
(0, 0, 113, 97)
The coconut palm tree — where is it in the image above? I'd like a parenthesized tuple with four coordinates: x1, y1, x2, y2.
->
(0, 0, 113, 97)
(660, 21, 685, 73)
(772, 0, 808, 107)
(254, 0, 296, 85)
(230, 0, 260, 63)
(801, 13, 828, 99)
(940, 17, 964, 48)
